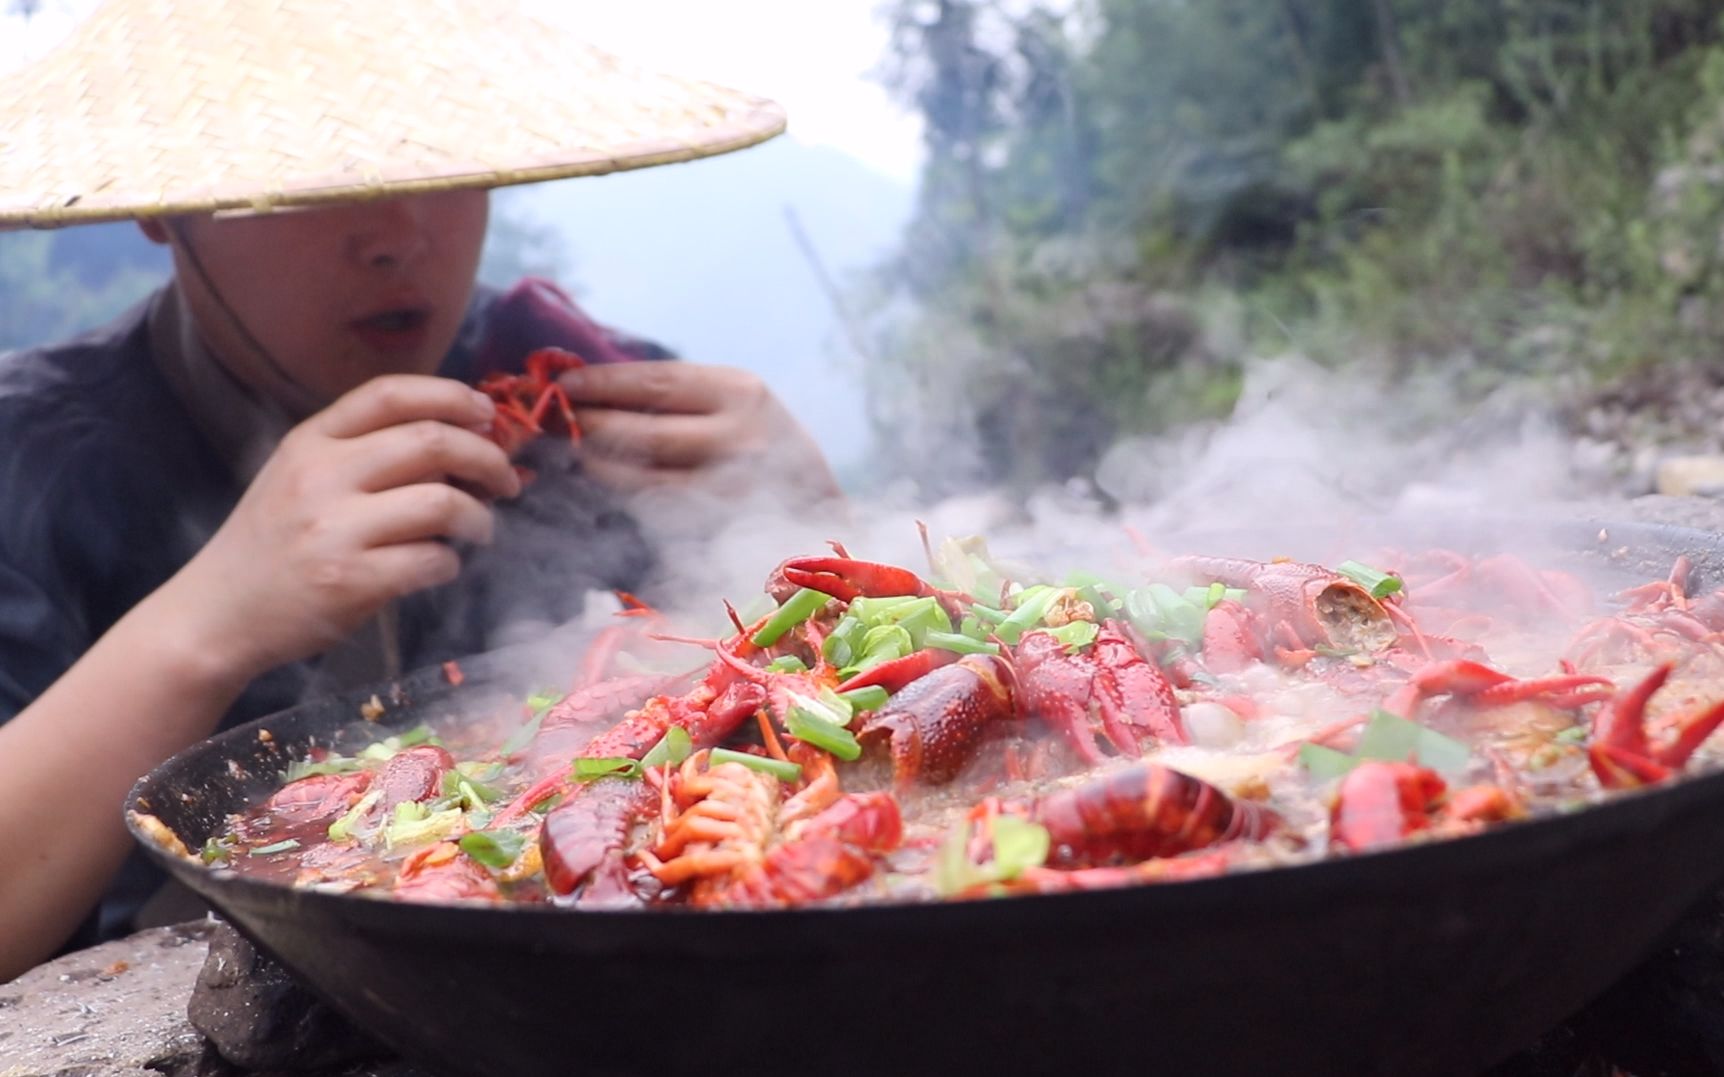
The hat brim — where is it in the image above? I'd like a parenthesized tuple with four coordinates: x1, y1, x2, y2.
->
(0, 0, 789, 228)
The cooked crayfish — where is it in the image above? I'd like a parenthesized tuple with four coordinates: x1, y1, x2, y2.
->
(477, 346, 586, 457)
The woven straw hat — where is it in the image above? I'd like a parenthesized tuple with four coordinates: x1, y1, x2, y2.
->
(0, 0, 787, 228)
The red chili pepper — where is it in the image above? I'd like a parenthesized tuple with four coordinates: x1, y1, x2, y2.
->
(442, 660, 465, 687)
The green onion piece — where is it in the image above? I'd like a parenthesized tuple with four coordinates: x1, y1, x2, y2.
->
(850, 595, 924, 625)
(893, 600, 953, 648)
(924, 631, 1001, 656)
(1356, 709, 1472, 774)
(837, 685, 890, 712)
(765, 655, 808, 674)
(786, 707, 863, 761)
(709, 748, 802, 782)
(1336, 560, 1404, 599)
(572, 757, 643, 782)
(327, 789, 382, 842)
(989, 816, 1051, 880)
(640, 726, 694, 769)
(860, 624, 914, 662)
(200, 836, 235, 864)
(282, 756, 364, 782)
(752, 587, 829, 647)
(996, 586, 1061, 644)
(1076, 584, 1117, 620)
(385, 805, 465, 850)
(1043, 621, 1099, 652)
(969, 604, 1008, 625)
(933, 820, 977, 896)
(1205, 581, 1227, 608)
(249, 838, 301, 856)
(394, 724, 438, 748)
(525, 690, 562, 714)
(822, 615, 866, 667)
(456, 779, 488, 811)
(529, 792, 562, 814)
(499, 701, 554, 758)
(1298, 742, 1359, 781)
(459, 829, 526, 870)
(1553, 725, 1588, 745)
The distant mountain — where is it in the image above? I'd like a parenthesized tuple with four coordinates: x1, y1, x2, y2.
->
(494, 135, 917, 471)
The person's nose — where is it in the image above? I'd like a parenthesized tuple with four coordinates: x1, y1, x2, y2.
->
(347, 198, 429, 271)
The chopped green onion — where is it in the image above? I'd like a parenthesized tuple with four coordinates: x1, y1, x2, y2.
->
(996, 586, 1061, 644)
(822, 615, 866, 667)
(765, 655, 808, 674)
(1076, 584, 1118, 620)
(924, 631, 1001, 656)
(282, 756, 365, 782)
(525, 690, 562, 714)
(1042, 621, 1099, 652)
(459, 829, 527, 869)
(849, 595, 924, 623)
(837, 685, 890, 713)
(640, 726, 694, 769)
(384, 805, 465, 849)
(968, 604, 1008, 625)
(327, 789, 382, 842)
(752, 588, 829, 647)
(1354, 710, 1472, 774)
(1336, 560, 1404, 599)
(785, 707, 863, 761)
(1553, 725, 1588, 745)
(500, 692, 561, 757)
(988, 816, 1050, 880)
(709, 748, 802, 782)
(456, 779, 488, 811)
(249, 838, 301, 856)
(933, 820, 977, 896)
(1298, 742, 1359, 781)
(572, 757, 643, 782)
(201, 835, 236, 864)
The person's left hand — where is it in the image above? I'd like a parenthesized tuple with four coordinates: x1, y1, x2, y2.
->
(557, 362, 842, 503)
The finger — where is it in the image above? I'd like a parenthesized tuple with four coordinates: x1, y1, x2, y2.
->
(350, 483, 496, 548)
(363, 542, 464, 598)
(574, 407, 739, 469)
(345, 420, 521, 499)
(559, 362, 754, 416)
(575, 454, 687, 490)
(314, 374, 496, 440)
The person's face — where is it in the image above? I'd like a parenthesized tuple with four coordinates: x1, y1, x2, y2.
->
(141, 190, 489, 415)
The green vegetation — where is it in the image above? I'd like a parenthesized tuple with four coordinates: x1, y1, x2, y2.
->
(870, 0, 1724, 492)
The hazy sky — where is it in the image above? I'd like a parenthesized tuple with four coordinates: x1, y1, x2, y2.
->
(0, 0, 925, 184)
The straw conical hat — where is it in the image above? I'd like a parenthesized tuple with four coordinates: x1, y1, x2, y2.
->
(0, 0, 787, 228)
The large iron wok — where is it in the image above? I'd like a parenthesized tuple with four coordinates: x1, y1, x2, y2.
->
(126, 517, 1724, 1077)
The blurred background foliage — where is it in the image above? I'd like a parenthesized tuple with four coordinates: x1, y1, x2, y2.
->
(11, 0, 1724, 501)
(866, 0, 1724, 493)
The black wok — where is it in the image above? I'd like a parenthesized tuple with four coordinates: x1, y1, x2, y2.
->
(126, 517, 1724, 1077)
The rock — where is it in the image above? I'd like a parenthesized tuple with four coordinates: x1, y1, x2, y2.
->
(0, 919, 426, 1077)
(1656, 455, 1724, 498)
(186, 921, 387, 1071)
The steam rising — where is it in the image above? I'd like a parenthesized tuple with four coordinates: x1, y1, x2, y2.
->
(453, 351, 1657, 688)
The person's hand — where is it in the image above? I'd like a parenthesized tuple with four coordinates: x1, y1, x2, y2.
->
(163, 375, 520, 682)
(557, 362, 841, 502)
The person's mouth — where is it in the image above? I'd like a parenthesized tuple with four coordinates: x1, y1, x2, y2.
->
(350, 305, 433, 355)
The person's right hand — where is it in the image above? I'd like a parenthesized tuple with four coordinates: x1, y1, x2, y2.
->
(162, 375, 520, 683)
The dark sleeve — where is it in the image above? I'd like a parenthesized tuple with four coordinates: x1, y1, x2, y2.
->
(0, 552, 87, 723)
